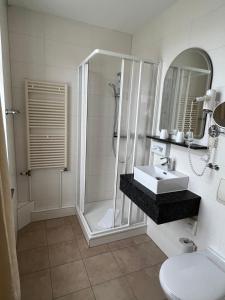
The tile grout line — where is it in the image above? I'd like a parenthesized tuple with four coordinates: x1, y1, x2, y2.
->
(122, 272, 139, 300)
(81, 254, 97, 300)
(53, 286, 96, 300)
(17, 218, 166, 299)
(19, 257, 164, 281)
(45, 220, 54, 300)
(18, 227, 163, 276)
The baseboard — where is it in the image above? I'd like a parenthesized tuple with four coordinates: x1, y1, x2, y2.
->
(76, 207, 147, 247)
(31, 206, 76, 221)
(89, 225, 147, 247)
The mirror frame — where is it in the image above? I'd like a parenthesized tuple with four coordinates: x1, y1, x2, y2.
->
(159, 47, 214, 141)
(213, 102, 225, 129)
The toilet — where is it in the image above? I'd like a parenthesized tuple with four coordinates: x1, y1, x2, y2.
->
(159, 248, 225, 300)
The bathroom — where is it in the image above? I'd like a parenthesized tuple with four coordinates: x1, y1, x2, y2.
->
(1, 0, 225, 299)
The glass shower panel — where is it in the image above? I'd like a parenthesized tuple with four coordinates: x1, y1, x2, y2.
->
(114, 60, 141, 227)
(84, 54, 122, 232)
(130, 62, 158, 225)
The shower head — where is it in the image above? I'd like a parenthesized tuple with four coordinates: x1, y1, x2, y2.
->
(108, 82, 116, 90)
(108, 82, 119, 98)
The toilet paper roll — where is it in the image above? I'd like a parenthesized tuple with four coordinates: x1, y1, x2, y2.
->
(179, 238, 195, 253)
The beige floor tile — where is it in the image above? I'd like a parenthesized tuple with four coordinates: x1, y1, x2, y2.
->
(108, 237, 135, 251)
(18, 246, 49, 275)
(67, 216, 83, 236)
(132, 234, 151, 245)
(48, 240, 81, 266)
(126, 265, 166, 300)
(77, 234, 109, 258)
(45, 217, 71, 229)
(51, 260, 90, 298)
(65, 215, 79, 226)
(93, 277, 136, 300)
(108, 234, 151, 251)
(19, 221, 45, 233)
(56, 288, 95, 300)
(113, 241, 166, 274)
(46, 224, 75, 245)
(137, 241, 167, 266)
(21, 269, 52, 300)
(84, 252, 122, 285)
(71, 220, 83, 236)
(17, 229, 47, 251)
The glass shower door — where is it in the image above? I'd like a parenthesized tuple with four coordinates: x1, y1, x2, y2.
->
(84, 54, 122, 232)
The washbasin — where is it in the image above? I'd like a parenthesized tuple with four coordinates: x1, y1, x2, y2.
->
(134, 165, 189, 194)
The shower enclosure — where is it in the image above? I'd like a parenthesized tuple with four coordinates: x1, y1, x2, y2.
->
(77, 49, 159, 244)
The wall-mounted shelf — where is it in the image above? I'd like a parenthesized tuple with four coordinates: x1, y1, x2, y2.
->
(120, 174, 201, 224)
(146, 135, 208, 150)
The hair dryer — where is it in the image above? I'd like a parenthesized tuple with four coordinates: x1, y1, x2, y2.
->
(195, 89, 217, 112)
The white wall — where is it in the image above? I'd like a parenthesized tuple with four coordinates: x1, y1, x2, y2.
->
(132, 0, 225, 257)
(0, 0, 18, 231)
(8, 7, 132, 220)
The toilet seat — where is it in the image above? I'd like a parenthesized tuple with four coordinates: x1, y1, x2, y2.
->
(159, 250, 225, 300)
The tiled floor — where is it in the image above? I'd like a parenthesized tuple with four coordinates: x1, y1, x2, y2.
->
(17, 216, 167, 300)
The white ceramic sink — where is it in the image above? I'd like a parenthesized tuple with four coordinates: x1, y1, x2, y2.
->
(134, 165, 189, 194)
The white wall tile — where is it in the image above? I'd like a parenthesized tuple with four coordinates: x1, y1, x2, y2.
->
(61, 171, 76, 207)
(86, 173, 115, 202)
(86, 136, 114, 158)
(190, 4, 225, 51)
(18, 201, 34, 230)
(9, 33, 44, 64)
(8, 6, 132, 212)
(44, 39, 91, 68)
(208, 46, 225, 89)
(132, 0, 225, 257)
(87, 115, 114, 140)
(32, 169, 60, 211)
(10, 61, 45, 88)
(8, 6, 44, 38)
(44, 14, 92, 48)
(86, 155, 115, 176)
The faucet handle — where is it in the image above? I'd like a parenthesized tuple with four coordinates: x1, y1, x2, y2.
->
(160, 157, 169, 165)
(160, 157, 175, 171)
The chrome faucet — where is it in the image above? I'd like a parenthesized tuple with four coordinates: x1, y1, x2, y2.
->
(160, 157, 175, 171)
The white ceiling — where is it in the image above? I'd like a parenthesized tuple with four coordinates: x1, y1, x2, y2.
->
(8, 0, 177, 34)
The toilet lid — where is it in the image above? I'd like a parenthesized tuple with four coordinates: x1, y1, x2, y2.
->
(160, 252, 225, 300)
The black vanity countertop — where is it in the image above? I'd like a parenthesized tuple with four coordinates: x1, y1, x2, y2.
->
(120, 174, 201, 224)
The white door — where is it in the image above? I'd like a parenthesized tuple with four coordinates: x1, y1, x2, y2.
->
(0, 25, 18, 232)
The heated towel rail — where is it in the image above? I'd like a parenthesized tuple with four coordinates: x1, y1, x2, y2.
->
(25, 80, 68, 170)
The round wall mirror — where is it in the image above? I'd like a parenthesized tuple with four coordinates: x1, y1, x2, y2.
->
(160, 48, 213, 139)
(213, 102, 225, 128)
